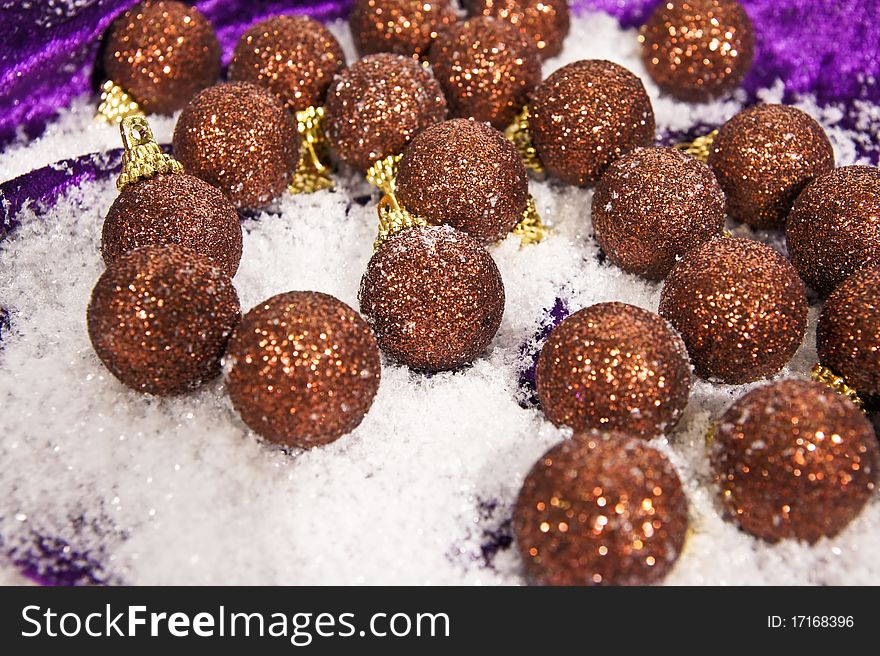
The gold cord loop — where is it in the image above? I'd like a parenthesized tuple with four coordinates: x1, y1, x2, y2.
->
(289, 106, 334, 194)
(116, 116, 183, 191)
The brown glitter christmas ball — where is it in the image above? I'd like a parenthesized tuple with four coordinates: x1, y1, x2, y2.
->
(229, 15, 346, 112)
(172, 82, 299, 210)
(712, 379, 878, 543)
(102, 173, 243, 277)
(103, 1, 220, 114)
(708, 104, 834, 228)
(396, 119, 529, 242)
(659, 237, 808, 384)
(428, 16, 541, 129)
(514, 431, 689, 586)
(786, 166, 880, 296)
(349, 0, 458, 58)
(592, 147, 725, 280)
(817, 267, 880, 401)
(536, 302, 692, 439)
(87, 244, 240, 395)
(639, 0, 755, 102)
(324, 54, 447, 172)
(464, 0, 571, 60)
(359, 225, 505, 371)
(225, 291, 381, 448)
(529, 60, 655, 187)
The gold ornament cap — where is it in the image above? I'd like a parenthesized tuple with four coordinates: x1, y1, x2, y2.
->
(97, 80, 144, 125)
(674, 129, 718, 162)
(512, 196, 549, 246)
(505, 105, 545, 174)
(366, 154, 428, 250)
(811, 363, 864, 409)
(289, 105, 334, 194)
(116, 116, 183, 191)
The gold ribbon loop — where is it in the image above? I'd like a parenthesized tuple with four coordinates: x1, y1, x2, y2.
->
(116, 116, 183, 191)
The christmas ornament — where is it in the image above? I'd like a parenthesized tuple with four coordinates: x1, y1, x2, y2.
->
(102, 116, 242, 277)
(229, 15, 346, 194)
(536, 302, 692, 439)
(394, 118, 530, 242)
(659, 237, 808, 384)
(515, 60, 655, 186)
(816, 267, 880, 404)
(87, 244, 241, 395)
(349, 0, 458, 58)
(99, 1, 220, 122)
(225, 291, 381, 448)
(591, 146, 725, 279)
(464, 0, 571, 60)
(172, 82, 299, 210)
(711, 379, 878, 543)
(428, 16, 541, 129)
(786, 165, 880, 296)
(514, 431, 689, 586)
(639, 0, 755, 101)
(359, 225, 505, 371)
(707, 104, 834, 228)
(324, 54, 447, 172)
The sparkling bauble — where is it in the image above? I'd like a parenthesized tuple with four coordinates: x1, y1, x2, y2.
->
(536, 302, 692, 439)
(529, 60, 655, 186)
(639, 0, 754, 101)
(102, 173, 242, 277)
(102, 1, 220, 114)
(87, 245, 240, 395)
(786, 165, 880, 296)
(428, 16, 541, 129)
(464, 0, 571, 60)
(324, 54, 447, 172)
(592, 146, 725, 280)
(708, 104, 834, 228)
(396, 119, 529, 242)
(514, 431, 689, 586)
(359, 225, 505, 371)
(711, 379, 878, 543)
(659, 237, 808, 384)
(225, 292, 381, 448)
(229, 15, 346, 112)
(349, 0, 458, 58)
(172, 82, 299, 210)
(817, 267, 880, 402)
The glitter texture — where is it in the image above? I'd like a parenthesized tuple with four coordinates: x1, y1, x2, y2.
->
(101, 173, 243, 277)
(359, 225, 504, 371)
(464, 0, 571, 60)
(172, 82, 299, 210)
(229, 15, 346, 113)
(324, 54, 447, 172)
(817, 267, 880, 402)
(786, 165, 880, 296)
(396, 119, 529, 242)
(659, 237, 808, 384)
(514, 431, 689, 586)
(102, 1, 220, 114)
(712, 379, 878, 543)
(536, 302, 692, 439)
(529, 59, 655, 187)
(428, 16, 541, 129)
(348, 0, 458, 58)
(225, 291, 381, 448)
(639, 0, 754, 101)
(87, 244, 241, 396)
(708, 103, 834, 228)
(591, 146, 725, 280)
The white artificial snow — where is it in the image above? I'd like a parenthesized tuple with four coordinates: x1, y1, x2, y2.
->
(1, 13, 879, 586)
